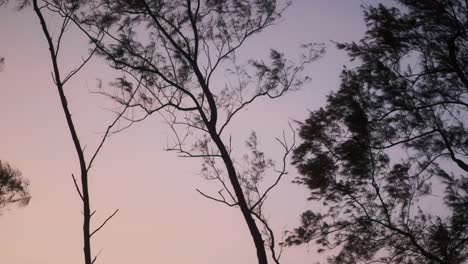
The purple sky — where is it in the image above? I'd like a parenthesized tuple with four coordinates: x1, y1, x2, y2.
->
(0, 1, 377, 263)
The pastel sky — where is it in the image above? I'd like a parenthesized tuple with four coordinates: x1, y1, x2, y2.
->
(0, 1, 383, 263)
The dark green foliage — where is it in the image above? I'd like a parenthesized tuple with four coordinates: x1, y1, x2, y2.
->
(288, 1, 468, 263)
(0, 161, 30, 213)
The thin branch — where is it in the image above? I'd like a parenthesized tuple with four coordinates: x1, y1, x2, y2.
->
(251, 125, 295, 211)
(90, 209, 119, 238)
(196, 188, 237, 207)
(62, 35, 103, 85)
(86, 76, 143, 172)
(71, 173, 84, 201)
(371, 129, 438, 150)
(91, 249, 103, 264)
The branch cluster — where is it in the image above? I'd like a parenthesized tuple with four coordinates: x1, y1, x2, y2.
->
(288, 1, 468, 263)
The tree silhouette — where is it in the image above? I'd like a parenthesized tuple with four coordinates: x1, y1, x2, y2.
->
(0, 57, 4, 71)
(42, 0, 324, 263)
(0, 160, 30, 214)
(24, 1, 133, 263)
(288, 1, 468, 263)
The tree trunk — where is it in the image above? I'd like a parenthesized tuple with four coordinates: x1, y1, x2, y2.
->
(33, 1, 92, 263)
(209, 126, 268, 264)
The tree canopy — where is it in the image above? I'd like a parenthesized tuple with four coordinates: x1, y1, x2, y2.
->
(288, 1, 468, 263)
(0, 161, 30, 213)
(36, 1, 323, 263)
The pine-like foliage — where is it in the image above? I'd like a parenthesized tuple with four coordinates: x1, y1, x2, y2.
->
(0, 161, 30, 213)
(288, 1, 468, 263)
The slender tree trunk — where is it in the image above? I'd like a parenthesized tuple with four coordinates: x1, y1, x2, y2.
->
(81, 176, 92, 264)
(33, 1, 92, 263)
(185, 29, 269, 263)
(209, 126, 268, 264)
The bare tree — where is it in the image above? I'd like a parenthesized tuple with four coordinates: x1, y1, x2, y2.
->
(38, 0, 325, 263)
(25, 0, 136, 263)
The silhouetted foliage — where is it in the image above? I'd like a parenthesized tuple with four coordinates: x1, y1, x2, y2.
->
(288, 1, 468, 263)
(0, 160, 30, 213)
(0, 57, 4, 71)
(41, 0, 324, 263)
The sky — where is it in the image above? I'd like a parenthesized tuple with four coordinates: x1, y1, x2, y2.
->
(0, 1, 380, 263)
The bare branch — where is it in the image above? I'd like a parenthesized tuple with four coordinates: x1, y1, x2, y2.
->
(90, 209, 119, 238)
(250, 124, 295, 211)
(196, 188, 237, 207)
(71, 173, 84, 201)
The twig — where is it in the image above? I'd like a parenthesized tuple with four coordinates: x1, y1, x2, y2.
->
(90, 209, 119, 238)
(196, 188, 237, 207)
(71, 174, 84, 201)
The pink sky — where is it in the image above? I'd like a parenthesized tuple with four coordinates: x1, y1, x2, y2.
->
(0, 1, 372, 263)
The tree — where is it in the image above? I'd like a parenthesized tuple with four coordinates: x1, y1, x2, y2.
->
(45, 0, 324, 263)
(288, 1, 468, 263)
(0, 57, 4, 71)
(14, 1, 133, 263)
(0, 160, 30, 214)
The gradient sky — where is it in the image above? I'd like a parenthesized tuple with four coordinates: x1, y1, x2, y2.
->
(0, 1, 381, 263)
